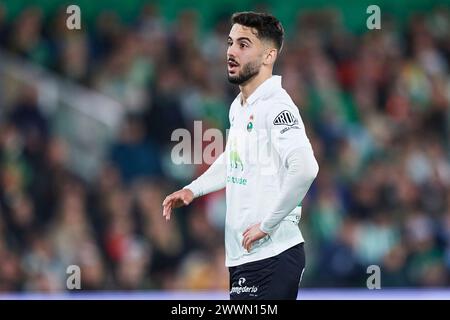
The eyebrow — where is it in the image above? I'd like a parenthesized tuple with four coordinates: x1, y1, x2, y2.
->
(228, 36, 253, 43)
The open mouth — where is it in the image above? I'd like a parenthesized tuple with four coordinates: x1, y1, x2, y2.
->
(228, 60, 239, 73)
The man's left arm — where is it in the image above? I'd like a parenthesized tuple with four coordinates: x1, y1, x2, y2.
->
(260, 147, 318, 234)
(242, 146, 318, 251)
(242, 105, 319, 250)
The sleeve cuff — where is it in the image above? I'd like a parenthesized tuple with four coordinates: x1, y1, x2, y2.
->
(183, 183, 202, 198)
(260, 221, 275, 235)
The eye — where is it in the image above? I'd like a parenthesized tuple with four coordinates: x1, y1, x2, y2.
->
(240, 42, 249, 48)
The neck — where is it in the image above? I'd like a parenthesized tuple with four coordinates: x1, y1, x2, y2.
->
(240, 69, 272, 105)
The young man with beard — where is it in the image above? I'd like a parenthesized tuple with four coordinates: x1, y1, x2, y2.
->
(163, 12, 319, 300)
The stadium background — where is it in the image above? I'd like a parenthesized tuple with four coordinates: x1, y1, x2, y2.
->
(0, 0, 449, 298)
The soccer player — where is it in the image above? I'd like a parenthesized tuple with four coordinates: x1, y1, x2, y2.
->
(162, 12, 319, 300)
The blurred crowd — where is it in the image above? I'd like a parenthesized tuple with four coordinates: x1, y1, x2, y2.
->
(0, 4, 449, 292)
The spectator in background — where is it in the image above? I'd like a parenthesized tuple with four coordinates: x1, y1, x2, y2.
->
(109, 114, 162, 185)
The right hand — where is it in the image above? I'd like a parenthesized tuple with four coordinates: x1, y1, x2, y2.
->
(162, 188, 194, 221)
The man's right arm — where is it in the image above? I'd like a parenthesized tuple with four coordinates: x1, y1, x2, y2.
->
(162, 152, 227, 221)
(183, 151, 227, 197)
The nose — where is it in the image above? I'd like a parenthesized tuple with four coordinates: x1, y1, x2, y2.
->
(227, 43, 237, 59)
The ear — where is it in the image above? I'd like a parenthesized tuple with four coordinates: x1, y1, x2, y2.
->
(263, 47, 278, 66)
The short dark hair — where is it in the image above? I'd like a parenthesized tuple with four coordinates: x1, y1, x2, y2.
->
(231, 12, 284, 52)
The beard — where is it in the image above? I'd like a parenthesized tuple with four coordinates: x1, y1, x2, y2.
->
(227, 60, 261, 85)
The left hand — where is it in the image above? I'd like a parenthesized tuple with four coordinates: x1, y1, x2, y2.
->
(242, 223, 268, 252)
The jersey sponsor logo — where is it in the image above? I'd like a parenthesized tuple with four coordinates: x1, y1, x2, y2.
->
(227, 175, 247, 185)
(230, 139, 244, 171)
(230, 277, 258, 295)
(273, 110, 298, 126)
(280, 125, 300, 134)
